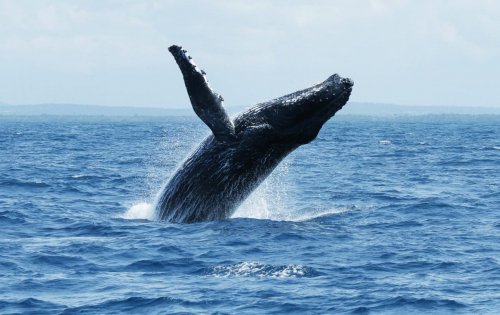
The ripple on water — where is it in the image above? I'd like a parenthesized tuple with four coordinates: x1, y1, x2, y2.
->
(1, 116, 499, 314)
(59, 296, 224, 314)
(351, 296, 467, 314)
(0, 298, 65, 315)
(0, 178, 50, 189)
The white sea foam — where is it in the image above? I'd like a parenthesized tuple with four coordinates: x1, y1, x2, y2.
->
(208, 261, 313, 278)
(289, 207, 353, 222)
(121, 202, 156, 220)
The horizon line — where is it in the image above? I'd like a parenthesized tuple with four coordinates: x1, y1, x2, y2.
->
(1, 101, 499, 110)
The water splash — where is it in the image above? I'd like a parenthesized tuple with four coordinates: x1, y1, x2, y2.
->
(145, 130, 353, 222)
(232, 159, 355, 222)
(144, 125, 207, 219)
(121, 202, 155, 220)
(232, 160, 291, 220)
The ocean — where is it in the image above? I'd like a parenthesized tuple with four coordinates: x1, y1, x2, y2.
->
(0, 115, 499, 314)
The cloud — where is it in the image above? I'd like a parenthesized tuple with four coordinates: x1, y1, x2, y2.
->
(0, 0, 499, 107)
(0, 1, 166, 71)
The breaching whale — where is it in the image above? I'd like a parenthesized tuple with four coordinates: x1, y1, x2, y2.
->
(156, 45, 353, 223)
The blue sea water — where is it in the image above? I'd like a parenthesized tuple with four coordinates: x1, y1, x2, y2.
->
(0, 115, 499, 314)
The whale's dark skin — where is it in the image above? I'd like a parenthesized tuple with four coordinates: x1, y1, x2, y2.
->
(156, 45, 353, 223)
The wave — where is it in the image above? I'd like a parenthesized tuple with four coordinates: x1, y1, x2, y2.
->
(117, 157, 144, 165)
(0, 210, 27, 224)
(0, 178, 50, 188)
(0, 298, 64, 314)
(286, 207, 356, 222)
(68, 174, 104, 180)
(42, 222, 127, 237)
(125, 258, 202, 272)
(31, 254, 97, 269)
(59, 296, 215, 314)
(202, 261, 321, 278)
(350, 296, 467, 313)
(233, 205, 355, 222)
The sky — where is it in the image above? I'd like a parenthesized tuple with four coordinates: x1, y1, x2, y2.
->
(0, 0, 499, 109)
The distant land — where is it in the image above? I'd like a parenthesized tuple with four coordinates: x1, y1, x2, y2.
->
(0, 103, 190, 116)
(0, 102, 499, 117)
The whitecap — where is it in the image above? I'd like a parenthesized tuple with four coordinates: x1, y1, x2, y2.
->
(206, 261, 318, 278)
(233, 199, 355, 222)
(289, 207, 354, 222)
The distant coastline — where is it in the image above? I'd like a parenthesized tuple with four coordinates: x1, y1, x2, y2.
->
(1, 102, 499, 117)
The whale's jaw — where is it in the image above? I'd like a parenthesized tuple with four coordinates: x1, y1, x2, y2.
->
(235, 74, 353, 145)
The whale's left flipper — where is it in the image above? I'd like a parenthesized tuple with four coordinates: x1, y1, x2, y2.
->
(168, 45, 236, 142)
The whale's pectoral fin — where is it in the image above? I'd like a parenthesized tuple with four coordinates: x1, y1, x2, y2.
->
(169, 45, 236, 142)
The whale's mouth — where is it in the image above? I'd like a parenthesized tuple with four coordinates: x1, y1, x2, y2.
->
(287, 74, 351, 116)
(261, 74, 353, 144)
(233, 73, 353, 145)
(323, 74, 354, 99)
(340, 77, 354, 88)
(308, 79, 352, 127)
(324, 76, 353, 113)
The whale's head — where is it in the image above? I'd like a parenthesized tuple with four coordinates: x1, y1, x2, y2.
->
(237, 74, 353, 146)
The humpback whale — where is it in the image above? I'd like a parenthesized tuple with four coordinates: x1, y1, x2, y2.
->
(156, 45, 353, 223)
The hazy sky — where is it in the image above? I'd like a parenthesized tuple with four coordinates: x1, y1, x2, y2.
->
(0, 0, 499, 108)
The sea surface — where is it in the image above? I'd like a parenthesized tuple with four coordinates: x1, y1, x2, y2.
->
(0, 115, 499, 314)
